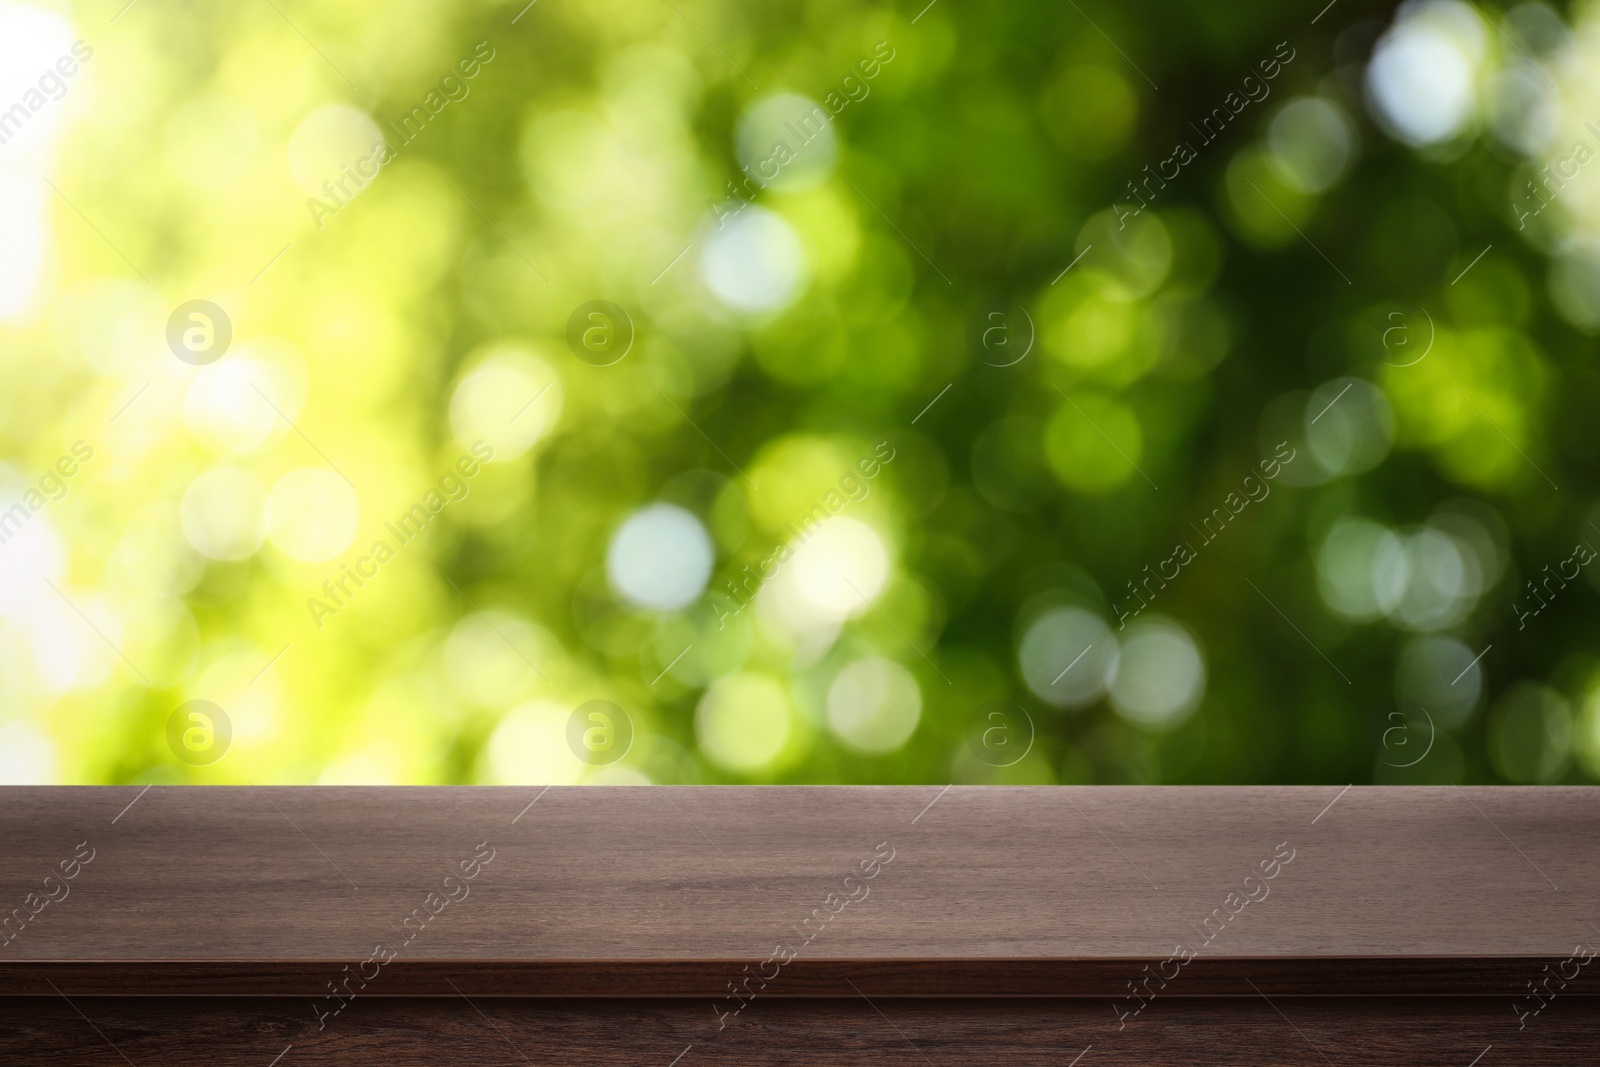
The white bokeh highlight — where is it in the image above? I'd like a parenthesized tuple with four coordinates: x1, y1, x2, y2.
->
(701, 206, 808, 313)
(826, 655, 921, 753)
(607, 503, 714, 612)
(181, 466, 267, 560)
(1110, 617, 1206, 728)
(1366, 0, 1486, 147)
(1018, 607, 1117, 708)
(789, 517, 889, 621)
(266, 467, 358, 562)
(449, 346, 563, 461)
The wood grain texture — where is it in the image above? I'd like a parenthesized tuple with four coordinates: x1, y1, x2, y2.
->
(8, 956, 1600, 998)
(4, 995, 1596, 1066)
(1, 786, 1595, 996)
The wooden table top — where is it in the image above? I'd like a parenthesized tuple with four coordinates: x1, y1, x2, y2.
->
(1, 786, 1594, 995)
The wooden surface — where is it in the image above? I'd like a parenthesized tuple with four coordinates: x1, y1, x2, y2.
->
(4, 996, 1596, 1066)
(2, 786, 1596, 996)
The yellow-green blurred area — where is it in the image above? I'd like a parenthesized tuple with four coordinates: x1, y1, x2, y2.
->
(5, 0, 1600, 787)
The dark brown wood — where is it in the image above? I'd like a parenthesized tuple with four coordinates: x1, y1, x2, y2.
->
(8, 956, 1600, 998)
(2, 786, 1596, 998)
(3, 996, 1596, 1066)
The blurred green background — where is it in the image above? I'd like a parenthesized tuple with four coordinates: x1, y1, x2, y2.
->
(2, 0, 1598, 786)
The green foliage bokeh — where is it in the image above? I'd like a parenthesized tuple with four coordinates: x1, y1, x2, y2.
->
(3, 0, 1600, 786)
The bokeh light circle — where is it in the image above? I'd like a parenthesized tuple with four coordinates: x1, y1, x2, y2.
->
(790, 517, 890, 620)
(736, 93, 838, 192)
(484, 701, 585, 785)
(449, 346, 563, 461)
(183, 352, 300, 455)
(1395, 634, 1482, 727)
(826, 656, 922, 753)
(701, 206, 808, 313)
(181, 466, 267, 560)
(1318, 517, 1404, 621)
(266, 468, 358, 562)
(1366, 1, 1485, 147)
(1268, 98, 1356, 194)
(1390, 527, 1477, 631)
(443, 611, 548, 708)
(1304, 377, 1393, 478)
(1109, 617, 1206, 728)
(697, 672, 793, 773)
(606, 503, 714, 612)
(1018, 607, 1117, 708)
(1488, 682, 1572, 782)
(288, 104, 384, 197)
